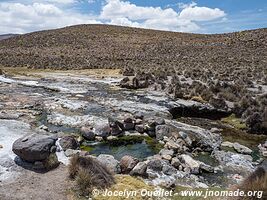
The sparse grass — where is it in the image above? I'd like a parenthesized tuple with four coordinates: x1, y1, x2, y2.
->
(236, 167, 267, 200)
(173, 186, 226, 200)
(221, 114, 247, 130)
(94, 175, 155, 200)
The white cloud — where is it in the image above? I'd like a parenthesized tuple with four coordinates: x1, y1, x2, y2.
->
(0, 2, 100, 34)
(100, 0, 226, 32)
(179, 5, 226, 21)
(0, 0, 226, 34)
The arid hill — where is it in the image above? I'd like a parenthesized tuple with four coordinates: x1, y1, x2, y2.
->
(0, 24, 266, 72)
(0, 34, 19, 41)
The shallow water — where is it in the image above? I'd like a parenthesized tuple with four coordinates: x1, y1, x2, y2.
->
(82, 139, 159, 160)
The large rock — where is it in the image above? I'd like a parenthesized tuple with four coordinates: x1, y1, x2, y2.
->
(169, 121, 222, 151)
(12, 134, 57, 162)
(97, 154, 121, 173)
(120, 155, 139, 174)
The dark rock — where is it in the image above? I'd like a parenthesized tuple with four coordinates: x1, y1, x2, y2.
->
(59, 136, 79, 151)
(135, 124, 145, 133)
(12, 134, 57, 162)
(109, 118, 123, 136)
(80, 127, 95, 140)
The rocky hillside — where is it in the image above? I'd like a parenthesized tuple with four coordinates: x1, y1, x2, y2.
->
(0, 34, 19, 41)
(0, 25, 266, 71)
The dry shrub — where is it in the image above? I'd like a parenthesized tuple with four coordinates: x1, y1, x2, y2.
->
(237, 167, 267, 200)
(69, 154, 115, 196)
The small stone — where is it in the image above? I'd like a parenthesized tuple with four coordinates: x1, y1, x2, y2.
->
(199, 162, 214, 173)
(233, 142, 252, 154)
(179, 154, 200, 174)
(171, 157, 181, 168)
(64, 149, 80, 157)
(165, 140, 182, 151)
(95, 136, 103, 142)
(120, 155, 139, 174)
(80, 127, 95, 140)
(59, 136, 79, 151)
(162, 154, 172, 161)
(155, 125, 171, 140)
(134, 112, 144, 119)
(135, 124, 145, 133)
(221, 141, 234, 148)
(130, 161, 148, 176)
(135, 119, 143, 124)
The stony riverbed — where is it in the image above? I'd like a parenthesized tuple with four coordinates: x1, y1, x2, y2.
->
(0, 69, 266, 197)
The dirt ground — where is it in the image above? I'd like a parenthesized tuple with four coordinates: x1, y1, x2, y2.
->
(0, 164, 73, 200)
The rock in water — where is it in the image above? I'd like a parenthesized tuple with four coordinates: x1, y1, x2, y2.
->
(12, 134, 57, 162)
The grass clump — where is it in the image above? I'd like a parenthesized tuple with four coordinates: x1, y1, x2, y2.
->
(94, 175, 154, 200)
(69, 154, 115, 196)
(221, 114, 247, 130)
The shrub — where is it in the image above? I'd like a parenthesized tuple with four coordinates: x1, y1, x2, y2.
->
(237, 166, 267, 200)
(69, 155, 115, 196)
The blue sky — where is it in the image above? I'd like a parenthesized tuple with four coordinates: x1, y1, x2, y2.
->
(0, 0, 266, 34)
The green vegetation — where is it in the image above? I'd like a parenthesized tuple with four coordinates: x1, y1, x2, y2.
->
(221, 114, 246, 130)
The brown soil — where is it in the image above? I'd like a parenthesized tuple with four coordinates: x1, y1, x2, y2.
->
(0, 164, 72, 200)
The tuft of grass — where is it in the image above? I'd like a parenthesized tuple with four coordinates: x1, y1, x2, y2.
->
(221, 114, 246, 130)
(69, 155, 115, 196)
(237, 167, 267, 200)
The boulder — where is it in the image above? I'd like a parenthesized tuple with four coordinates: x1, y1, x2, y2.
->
(165, 140, 183, 152)
(155, 125, 171, 140)
(12, 134, 57, 162)
(135, 124, 145, 133)
(169, 121, 222, 151)
(159, 149, 174, 159)
(59, 136, 79, 151)
(109, 118, 123, 136)
(123, 117, 135, 131)
(233, 142, 252, 154)
(179, 154, 200, 174)
(95, 122, 110, 137)
(80, 127, 95, 140)
(120, 155, 139, 174)
(130, 161, 148, 176)
(97, 154, 121, 174)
